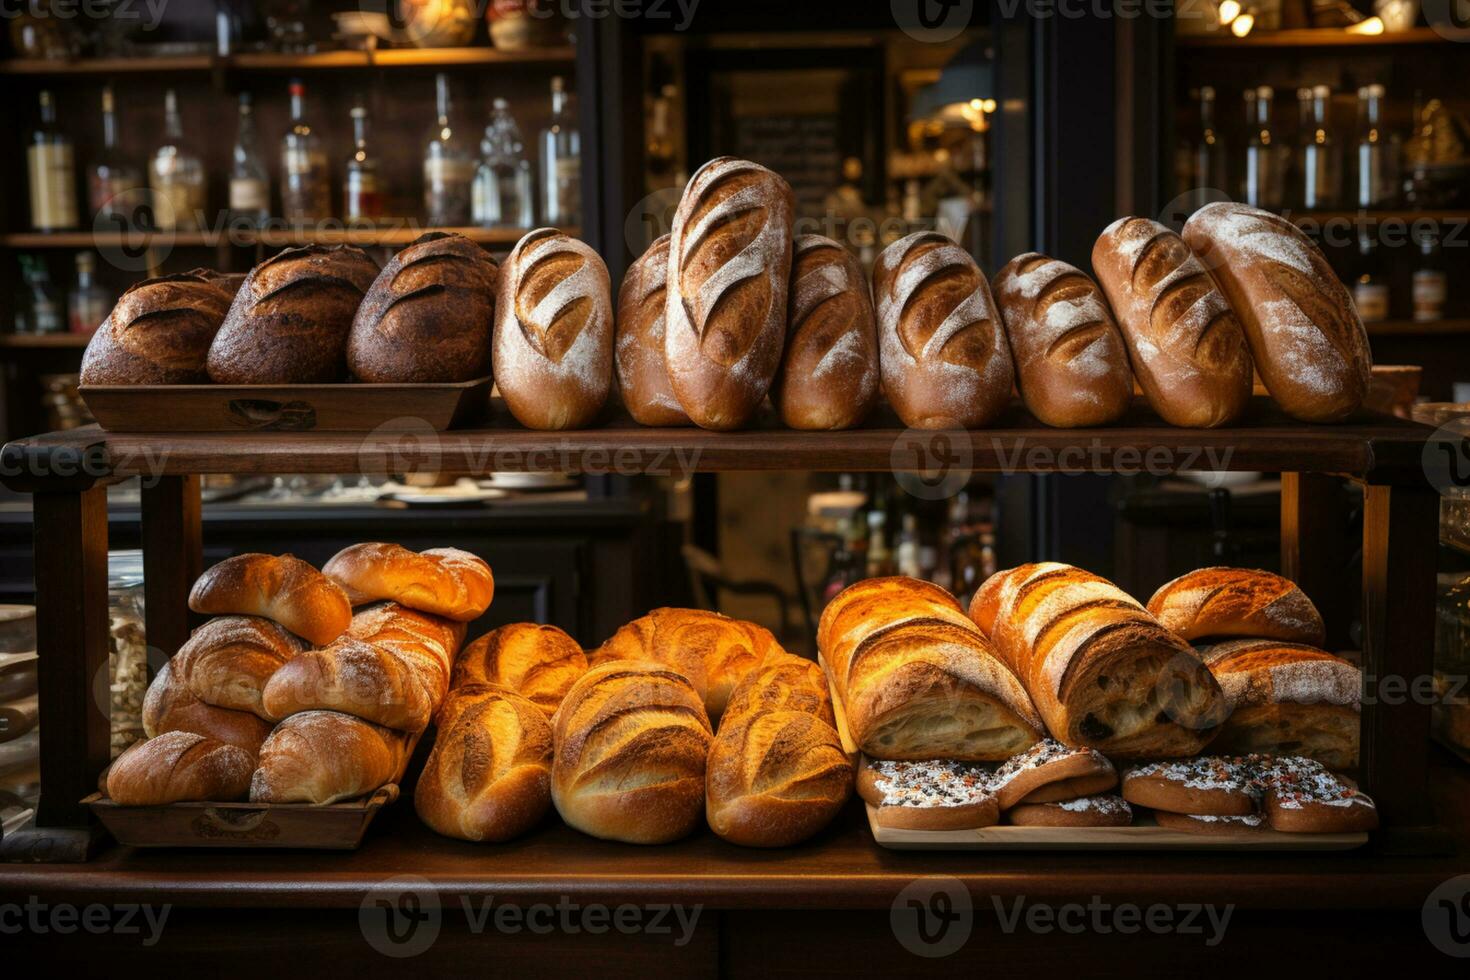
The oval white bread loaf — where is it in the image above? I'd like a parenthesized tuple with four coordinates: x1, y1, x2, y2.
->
(493, 228, 613, 430)
(872, 231, 1014, 430)
(249, 709, 410, 804)
(188, 553, 351, 647)
(817, 577, 1043, 761)
(414, 685, 553, 842)
(550, 660, 713, 844)
(106, 730, 254, 805)
(991, 252, 1133, 427)
(705, 709, 853, 848)
(450, 623, 589, 717)
(665, 156, 796, 430)
(323, 543, 494, 622)
(1182, 202, 1371, 422)
(347, 231, 499, 383)
(774, 234, 879, 430)
(79, 270, 235, 385)
(1091, 217, 1252, 427)
(1145, 566, 1326, 646)
(142, 661, 274, 755)
(615, 234, 690, 427)
(170, 615, 306, 719)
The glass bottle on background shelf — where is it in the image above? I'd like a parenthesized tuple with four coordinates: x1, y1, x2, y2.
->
(16, 255, 63, 335)
(1189, 85, 1227, 195)
(150, 89, 205, 232)
(344, 101, 385, 224)
(1296, 85, 1338, 211)
(1355, 84, 1395, 209)
(646, 84, 677, 187)
(1353, 231, 1390, 322)
(1413, 227, 1446, 323)
(29, 89, 77, 232)
(281, 80, 330, 226)
(896, 513, 922, 580)
(229, 93, 270, 230)
(866, 508, 895, 579)
(67, 252, 111, 335)
(822, 516, 867, 603)
(1243, 86, 1282, 211)
(424, 73, 473, 227)
(540, 75, 581, 227)
(88, 85, 140, 225)
(472, 98, 533, 229)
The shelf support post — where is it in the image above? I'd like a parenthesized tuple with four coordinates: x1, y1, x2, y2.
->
(1280, 472, 1352, 649)
(141, 475, 203, 659)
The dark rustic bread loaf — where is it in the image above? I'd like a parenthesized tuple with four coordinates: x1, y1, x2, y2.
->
(206, 244, 380, 384)
(80, 270, 235, 385)
(347, 232, 498, 383)
(615, 234, 690, 426)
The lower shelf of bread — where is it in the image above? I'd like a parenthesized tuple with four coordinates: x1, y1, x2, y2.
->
(82, 785, 399, 849)
(866, 804, 1368, 851)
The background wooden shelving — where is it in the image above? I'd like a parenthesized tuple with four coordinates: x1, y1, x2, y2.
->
(0, 227, 568, 250)
(0, 46, 575, 75)
(1175, 27, 1456, 48)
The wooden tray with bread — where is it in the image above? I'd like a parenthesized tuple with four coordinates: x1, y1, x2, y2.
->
(82, 785, 399, 850)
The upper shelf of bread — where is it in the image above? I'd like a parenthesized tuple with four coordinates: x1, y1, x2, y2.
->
(0, 46, 575, 76)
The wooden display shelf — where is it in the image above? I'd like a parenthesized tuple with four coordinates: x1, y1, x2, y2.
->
(1176, 27, 1456, 48)
(0, 226, 560, 250)
(0, 46, 574, 76)
(0, 333, 91, 349)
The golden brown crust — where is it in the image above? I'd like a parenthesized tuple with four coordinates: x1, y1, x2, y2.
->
(323, 543, 494, 622)
(451, 623, 589, 717)
(170, 615, 306, 718)
(719, 651, 836, 730)
(348, 232, 498, 383)
(875, 795, 1000, 831)
(1152, 809, 1267, 835)
(259, 636, 441, 732)
(774, 234, 879, 430)
(106, 731, 254, 805)
(80, 271, 234, 385)
(1146, 567, 1326, 646)
(141, 661, 274, 755)
(1007, 795, 1133, 827)
(249, 710, 410, 804)
(206, 244, 380, 384)
(992, 252, 1133, 428)
(188, 553, 352, 647)
(665, 157, 795, 430)
(615, 235, 689, 426)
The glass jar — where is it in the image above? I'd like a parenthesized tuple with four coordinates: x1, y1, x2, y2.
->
(107, 550, 148, 759)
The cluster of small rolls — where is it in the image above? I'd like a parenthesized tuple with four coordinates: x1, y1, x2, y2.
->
(819, 564, 1374, 834)
(108, 543, 494, 807)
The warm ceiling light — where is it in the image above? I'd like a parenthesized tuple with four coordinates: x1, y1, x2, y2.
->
(1218, 0, 1241, 23)
(1231, 10, 1255, 36)
(1347, 16, 1385, 34)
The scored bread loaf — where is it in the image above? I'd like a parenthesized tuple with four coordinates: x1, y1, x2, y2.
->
(347, 231, 499, 383)
(991, 253, 1133, 428)
(1182, 202, 1371, 422)
(705, 709, 853, 848)
(259, 636, 441, 732)
(773, 234, 879, 430)
(1202, 639, 1360, 770)
(249, 709, 411, 804)
(589, 607, 778, 722)
(189, 553, 352, 647)
(450, 623, 589, 717)
(106, 730, 254, 805)
(170, 615, 306, 719)
(615, 234, 690, 426)
(550, 660, 713, 844)
(343, 601, 466, 705)
(971, 563, 1225, 757)
(1091, 217, 1252, 428)
(323, 543, 494, 622)
(142, 661, 274, 755)
(79, 270, 235, 385)
(665, 156, 795, 430)
(872, 231, 1014, 430)
(414, 685, 553, 842)
(206, 244, 380, 384)
(1146, 566, 1326, 646)
(719, 651, 836, 730)
(493, 228, 613, 430)
(817, 577, 1042, 761)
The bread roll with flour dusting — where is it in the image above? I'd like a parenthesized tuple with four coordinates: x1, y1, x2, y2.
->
(615, 235, 689, 426)
(493, 229, 613, 430)
(665, 157, 795, 430)
(872, 231, 1014, 430)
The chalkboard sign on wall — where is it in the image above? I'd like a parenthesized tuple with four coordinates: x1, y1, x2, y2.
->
(733, 116, 842, 219)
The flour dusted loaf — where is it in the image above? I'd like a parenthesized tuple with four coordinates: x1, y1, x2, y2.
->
(872, 231, 1013, 430)
(170, 615, 306, 719)
(991, 252, 1133, 427)
(1146, 567, 1326, 646)
(142, 661, 274, 755)
(1183, 202, 1371, 422)
(1091, 217, 1251, 427)
(665, 156, 795, 430)
(347, 231, 498, 383)
(450, 623, 588, 717)
(188, 553, 352, 646)
(106, 730, 254, 805)
(80, 270, 235, 385)
(774, 234, 879, 430)
(615, 234, 689, 426)
(249, 709, 411, 804)
(493, 228, 613, 430)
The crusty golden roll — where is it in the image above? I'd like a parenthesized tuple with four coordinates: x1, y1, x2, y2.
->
(188, 553, 351, 646)
(1146, 566, 1327, 647)
(1202, 638, 1360, 770)
(414, 685, 553, 842)
(323, 543, 493, 622)
(817, 577, 1043, 761)
(550, 660, 713, 844)
(719, 651, 836, 730)
(451, 623, 589, 716)
(341, 601, 466, 710)
(249, 710, 410, 805)
(260, 636, 441, 732)
(141, 661, 273, 755)
(170, 615, 306, 719)
(972, 563, 1225, 757)
(106, 731, 254, 805)
(589, 608, 778, 722)
(705, 709, 853, 847)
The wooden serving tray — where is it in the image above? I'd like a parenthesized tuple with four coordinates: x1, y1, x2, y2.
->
(815, 653, 1368, 852)
(82, 785, 399, 849)
(79, 376, 491, 432)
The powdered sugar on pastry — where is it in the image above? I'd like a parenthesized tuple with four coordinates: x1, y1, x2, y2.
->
(1056, 794, 1131, 816)
(989, 738, 1107, 790)
(868, 759, 995, 808)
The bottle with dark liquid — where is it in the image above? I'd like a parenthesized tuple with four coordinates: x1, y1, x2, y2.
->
(1413, 227, 1446, 323)
(88, 86, 140, 224)
(1353, 232, 1390, 323)
(344, 102, 385, 223)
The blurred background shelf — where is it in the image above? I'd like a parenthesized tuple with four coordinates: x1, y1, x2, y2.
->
(1176, 27, 1453, 48)
(1364, 319, 1470, 336)
(0, 227, 555, 249)
(0, 46, 575, 75)
(0, 334, 90, 349)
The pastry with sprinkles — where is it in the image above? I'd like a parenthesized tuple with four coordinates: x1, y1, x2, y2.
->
(857, 758, 1000, 831)
(990, 739, 1118, 809)
(1008, 794, 1133, 828)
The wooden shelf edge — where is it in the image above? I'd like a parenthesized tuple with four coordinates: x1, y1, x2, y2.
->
(1176, 26, 1458, 48)
(0, 46, 574, 76)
